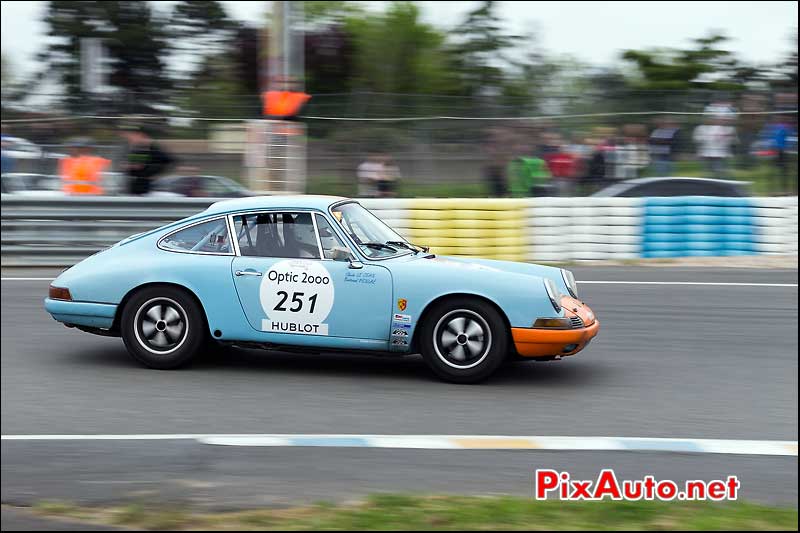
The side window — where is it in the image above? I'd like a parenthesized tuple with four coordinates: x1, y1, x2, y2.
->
(204, 177, 235, 196)
(160, 218, 231, 254)
(315, 214, 349, 259)
(234, 212, 321, 259)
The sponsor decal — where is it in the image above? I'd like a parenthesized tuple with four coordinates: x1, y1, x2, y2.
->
(259, 259, 334, 335)
(397, 298, 408, 311)
(392, 322, 411, 330)
(392, 329, 409, 337)
(344, 271, 377, 285)
(393, 313, 411, 323)
(392, 338, 409, 346)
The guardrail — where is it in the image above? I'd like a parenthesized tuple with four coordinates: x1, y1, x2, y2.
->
(1, 197, 219, 266)
(2, 195, 798, 267)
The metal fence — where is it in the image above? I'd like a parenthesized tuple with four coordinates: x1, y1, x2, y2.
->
(3, 89, 798, 196)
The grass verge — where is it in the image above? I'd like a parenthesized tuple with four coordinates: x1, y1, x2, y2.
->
(28, 494, 799, 531)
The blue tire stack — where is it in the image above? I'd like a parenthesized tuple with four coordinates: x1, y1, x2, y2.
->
(641, 197, 758, 258)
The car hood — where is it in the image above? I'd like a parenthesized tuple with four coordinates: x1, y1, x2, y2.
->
(418, 254, 563, 281)
(387, 253, 570, 296)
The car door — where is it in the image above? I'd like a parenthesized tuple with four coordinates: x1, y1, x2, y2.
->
(229, 210, 393, 342)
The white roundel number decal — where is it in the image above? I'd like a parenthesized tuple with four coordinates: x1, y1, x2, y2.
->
(259, 260, 334, 335)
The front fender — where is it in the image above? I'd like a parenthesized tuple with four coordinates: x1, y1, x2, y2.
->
(387, 256, 563, 334)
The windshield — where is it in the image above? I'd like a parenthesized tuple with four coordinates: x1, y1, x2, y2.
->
(331, 202, 411, 259)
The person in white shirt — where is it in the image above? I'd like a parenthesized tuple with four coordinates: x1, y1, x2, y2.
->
(357, 154, 383, 198)
(693, 117, 738, 178)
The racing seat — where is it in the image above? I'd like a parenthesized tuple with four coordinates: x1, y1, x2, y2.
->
(256, 214, 283, 257)
(281, 214, 302, 258)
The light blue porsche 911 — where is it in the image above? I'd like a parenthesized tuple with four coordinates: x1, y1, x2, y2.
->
(45, 196, 598, 383)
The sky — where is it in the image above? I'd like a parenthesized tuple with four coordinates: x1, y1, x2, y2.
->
(2, 0, 798, 80)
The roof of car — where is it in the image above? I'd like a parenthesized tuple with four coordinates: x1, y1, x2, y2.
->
(591, 176, 750, 197)
(203, 195, 350, 215)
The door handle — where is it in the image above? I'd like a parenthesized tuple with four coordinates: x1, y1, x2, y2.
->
(235, 269, 262, 277)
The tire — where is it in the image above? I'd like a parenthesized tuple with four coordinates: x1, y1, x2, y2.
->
(120, 286, 206, 369)
(418, 297, 508, 383)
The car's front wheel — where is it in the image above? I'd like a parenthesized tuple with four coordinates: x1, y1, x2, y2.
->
(121, 286, 206, 369)
(419, 297, 508, 383)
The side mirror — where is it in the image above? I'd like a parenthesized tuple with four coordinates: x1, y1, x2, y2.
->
(348, 258, 364, 270)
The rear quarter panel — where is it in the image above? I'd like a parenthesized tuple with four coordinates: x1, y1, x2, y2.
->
(52, 236, 251, 338)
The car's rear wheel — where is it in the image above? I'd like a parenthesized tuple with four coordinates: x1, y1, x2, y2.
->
(419, 298, 508, 383)
(121, 286, 206, 369)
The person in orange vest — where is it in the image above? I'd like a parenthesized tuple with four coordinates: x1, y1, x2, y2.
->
(58, 138, 110, 195)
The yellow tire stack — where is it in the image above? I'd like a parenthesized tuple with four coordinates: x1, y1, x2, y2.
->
(406, 199, 527, 261)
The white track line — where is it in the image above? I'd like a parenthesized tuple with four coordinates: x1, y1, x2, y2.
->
(1, 278, 796, 287)
(578, 281, 798, 287)
(1, 434, 796, 456)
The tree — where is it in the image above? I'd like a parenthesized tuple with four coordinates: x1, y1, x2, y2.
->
(621, 33, 755, 91)
(38, 0, 171, 114)
(349, 2, 452, 95)
(771, 29, 797, 89)
(167, 0, 240, 79)
(448, 1, 520, 97)
(1, 53, 11, 91)
(305, 25, 355, 95)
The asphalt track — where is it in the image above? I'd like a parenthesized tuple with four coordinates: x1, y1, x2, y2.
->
(1, 267, 798, 524)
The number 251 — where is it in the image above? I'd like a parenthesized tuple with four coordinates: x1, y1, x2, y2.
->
(274, 291, 318, 313)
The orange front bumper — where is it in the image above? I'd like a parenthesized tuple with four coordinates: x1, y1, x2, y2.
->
(511, 319, 599, 358)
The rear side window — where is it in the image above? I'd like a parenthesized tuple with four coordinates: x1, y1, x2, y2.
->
(233, 212, 321, 259)
(160, 218, 232, 254)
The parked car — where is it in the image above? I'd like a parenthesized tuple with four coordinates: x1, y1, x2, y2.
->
(151, 175, 251, 198)
(44, 195, 598, 383)
(1, 173, 64, 196)
(0, 135, 66, 160)
(592, 177, 751, 197)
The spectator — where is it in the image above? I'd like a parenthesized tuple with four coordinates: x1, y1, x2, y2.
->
(376, 154, 401, 198)
(584, 137, 608, 193)
(738, 93, 768, 169)
(482, 127, 515, 197)
(693, 116, 738, 179)
(649, 118, 680, 176)
(544, 144, 578, 196)
(357, 153, 383, 197)
(615, 124, 650, 180)
(58, 138, 110, 196)
(507, 153, 551, 197)
(765, 115, 798, 194)
(1, 134, 16, 174)
(121, 127, 175, 196)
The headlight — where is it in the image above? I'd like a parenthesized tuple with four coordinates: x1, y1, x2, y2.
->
(543, 278, 561, 313)
(561, 268, 578, 299)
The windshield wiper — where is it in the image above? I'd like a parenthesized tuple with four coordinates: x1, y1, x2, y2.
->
(385, 240, 429, 254)
(360, 242, 398, 252)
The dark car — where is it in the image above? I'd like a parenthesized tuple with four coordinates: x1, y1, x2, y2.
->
(592, 177, 751, 197)
(151, 175, 251, 198)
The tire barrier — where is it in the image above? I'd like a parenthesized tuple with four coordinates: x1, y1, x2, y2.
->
(1, 196, 797, 266)
(642, 197, 761, 258)
(526, 197, 642, 261)
(404, 199, 528, 261)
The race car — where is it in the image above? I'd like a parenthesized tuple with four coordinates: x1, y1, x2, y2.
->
(44, 196, 599, 383)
